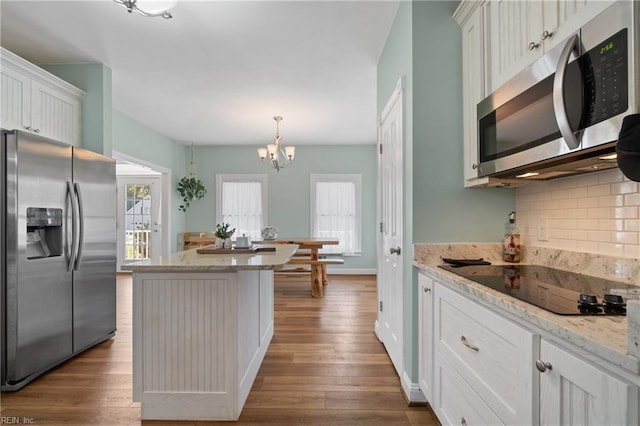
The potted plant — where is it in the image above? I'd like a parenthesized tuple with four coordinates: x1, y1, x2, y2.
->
(177, 176, 206, 212)
(215, 222, 236, 249)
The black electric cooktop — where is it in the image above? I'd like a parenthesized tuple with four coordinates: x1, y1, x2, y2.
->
(438, 264, 639, 316)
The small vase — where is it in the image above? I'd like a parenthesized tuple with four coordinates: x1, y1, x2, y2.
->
(214, 237, 224, 249)
(261, 226, 278, 240)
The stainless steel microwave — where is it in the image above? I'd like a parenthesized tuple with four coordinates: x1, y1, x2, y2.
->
(477, 1, 639, 180)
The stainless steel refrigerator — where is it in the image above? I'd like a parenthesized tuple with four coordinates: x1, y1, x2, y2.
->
(1, 129, 116, 391)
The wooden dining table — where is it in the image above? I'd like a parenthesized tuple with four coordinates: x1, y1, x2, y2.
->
(257, 237, 341, 298)
(260, 237, 338, 258)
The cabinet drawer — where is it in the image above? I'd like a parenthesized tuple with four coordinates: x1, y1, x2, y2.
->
(433, 350, 503, 426)
(434, 283, 534, 424)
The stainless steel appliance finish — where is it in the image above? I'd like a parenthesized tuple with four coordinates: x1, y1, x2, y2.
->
(476, 1, 639, 180)
(1, 129, 116, 391)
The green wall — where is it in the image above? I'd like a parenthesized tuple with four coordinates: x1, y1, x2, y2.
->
(112, 109, 188, 250)
(377, 0, 515, 384)
(183, 144, 378, 271)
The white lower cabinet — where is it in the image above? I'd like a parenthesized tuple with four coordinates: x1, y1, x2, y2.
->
(433, 282, 535, 424)
(434, 350, 502, 426)
(418, 268, 640, 426)
(418, 272, 434, 403)
(538, 339, 639, 425)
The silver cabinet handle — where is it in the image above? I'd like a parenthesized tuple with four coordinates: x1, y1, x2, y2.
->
(423, 286, 431, 293)
(536, 359, 552, 372)
(389, 247, 401, 255)
(553, 34, 581, 150)
(528, 41, 539, 51)
(472, 163, 479, 170)
(23, 125, 32, 131)
(460, 336, 479, 352)
(32, 128, 40, 133)
(542, 30, 553, 40)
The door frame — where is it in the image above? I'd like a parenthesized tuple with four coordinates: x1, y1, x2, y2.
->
(113, 151, 172, 267)
(375, 77, 405, 381)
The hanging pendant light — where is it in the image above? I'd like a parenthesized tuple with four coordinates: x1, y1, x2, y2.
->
(257, 116, 295, 172)
(113, 0, 177, 19)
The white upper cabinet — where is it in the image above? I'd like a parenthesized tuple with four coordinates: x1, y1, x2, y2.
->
(486, 0, 614, 92)
(455, 1, 520, 187)
(455, 2, 487, 185)
(1, 47, 84, 146)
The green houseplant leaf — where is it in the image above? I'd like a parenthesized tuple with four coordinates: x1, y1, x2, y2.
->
(215, 222, 236, 239)
(177, 176, 206, 212)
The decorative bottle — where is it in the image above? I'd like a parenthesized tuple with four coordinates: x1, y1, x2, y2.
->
(503, 211, 520, 263)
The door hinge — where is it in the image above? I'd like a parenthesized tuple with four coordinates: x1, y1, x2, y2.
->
(379, 301, 383, 312)
(379, 222, 383, 233)
(379, 143, 383, 155)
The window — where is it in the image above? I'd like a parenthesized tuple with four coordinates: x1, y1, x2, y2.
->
(310, 174, 362, 256)
(216, 174, 267, 241)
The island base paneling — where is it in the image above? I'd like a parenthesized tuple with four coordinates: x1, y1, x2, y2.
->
(132, 270, 274, 421)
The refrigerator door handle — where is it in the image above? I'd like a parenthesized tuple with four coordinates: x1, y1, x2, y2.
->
(73, 182, 84, 271)
(67, 181, 78, 272)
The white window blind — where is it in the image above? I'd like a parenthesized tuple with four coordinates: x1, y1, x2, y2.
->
(216, 175, 267, 241)
(311, 174, 362, 255)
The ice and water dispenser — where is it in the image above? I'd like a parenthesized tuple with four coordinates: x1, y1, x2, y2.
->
(26, 207, 63, 259)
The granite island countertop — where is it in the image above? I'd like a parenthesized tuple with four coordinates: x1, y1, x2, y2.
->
(121, 244, 298, 273)
(414, 243, 640, 375)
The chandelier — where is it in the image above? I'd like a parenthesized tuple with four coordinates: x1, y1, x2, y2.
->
(113, 0, 177, 19)
(257, 116, 295, 172)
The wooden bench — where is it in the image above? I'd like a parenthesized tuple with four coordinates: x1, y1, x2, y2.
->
(276, 258, 344, 298)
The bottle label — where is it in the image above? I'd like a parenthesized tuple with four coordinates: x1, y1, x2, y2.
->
(503, 233, 520, 263)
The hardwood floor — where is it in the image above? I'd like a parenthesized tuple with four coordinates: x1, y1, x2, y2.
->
(1, 274, 439, 425)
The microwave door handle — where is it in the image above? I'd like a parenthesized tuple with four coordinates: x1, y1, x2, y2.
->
(553, 34, 581, 150)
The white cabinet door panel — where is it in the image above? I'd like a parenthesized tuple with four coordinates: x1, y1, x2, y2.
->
(434, 283, 535, 424)
(433, 350, 503, 426)
(1, 65, 31, 131)
(418, 272, 434, 403)
(539, 339, 639, 426)
(31, 80, 81, 145)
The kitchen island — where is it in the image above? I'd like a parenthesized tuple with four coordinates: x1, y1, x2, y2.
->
(122, 244, 298, 421)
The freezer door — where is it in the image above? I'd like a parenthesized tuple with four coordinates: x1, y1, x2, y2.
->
(72, 147, 116, 352)
(4, 130, 73, 383)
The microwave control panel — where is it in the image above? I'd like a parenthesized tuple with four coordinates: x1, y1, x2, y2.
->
(581, 28, 628, 128)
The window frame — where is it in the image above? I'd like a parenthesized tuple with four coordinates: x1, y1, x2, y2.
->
(310, 173, 362, 256)
(215, 174, 268, 235)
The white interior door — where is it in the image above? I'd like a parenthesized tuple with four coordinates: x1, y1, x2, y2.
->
(117, 177, 162, 271)
(377, 79, 404, 378)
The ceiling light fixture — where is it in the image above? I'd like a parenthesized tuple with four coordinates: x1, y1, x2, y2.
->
(113, 0, 177, 19)
(257, 116, 295, 172)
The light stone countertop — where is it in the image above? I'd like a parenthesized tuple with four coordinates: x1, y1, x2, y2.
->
(121, 244, 298, 273)
(413, 243, 640, 375)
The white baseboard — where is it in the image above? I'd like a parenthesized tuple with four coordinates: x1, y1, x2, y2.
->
(402, 372, 427, 404)
(327, 267, 377, 275)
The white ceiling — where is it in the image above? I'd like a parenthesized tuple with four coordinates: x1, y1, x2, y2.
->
(0, 0, 399, 146)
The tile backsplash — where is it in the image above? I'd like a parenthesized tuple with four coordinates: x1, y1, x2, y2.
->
(515, 168, 640, 259)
